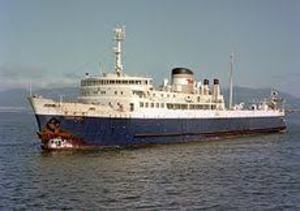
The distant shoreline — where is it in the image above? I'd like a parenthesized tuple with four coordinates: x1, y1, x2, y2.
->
(0, 106, 29, 113)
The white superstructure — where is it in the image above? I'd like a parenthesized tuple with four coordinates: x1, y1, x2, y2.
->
(29, 27, 285, 120)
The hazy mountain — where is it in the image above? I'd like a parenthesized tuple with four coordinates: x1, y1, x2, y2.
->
(0, 87, 79, 108)
(0, 86, 299, 109)
(222, 87, 300, 109)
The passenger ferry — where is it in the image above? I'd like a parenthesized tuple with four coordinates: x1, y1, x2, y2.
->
(28, 27, 287, 150)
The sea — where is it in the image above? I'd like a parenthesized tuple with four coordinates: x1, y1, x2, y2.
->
(0, 111, 299, 210)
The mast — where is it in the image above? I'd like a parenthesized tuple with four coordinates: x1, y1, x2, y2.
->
(113, 26, 125, 76)
(229, 53, 234, 110)
(29, 80, 32, 97)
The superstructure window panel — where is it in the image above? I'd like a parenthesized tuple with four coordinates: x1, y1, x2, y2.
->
(167, 103, 173, 109)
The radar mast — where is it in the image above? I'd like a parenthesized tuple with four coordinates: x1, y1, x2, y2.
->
(229, 53, 234, 110)
(113, 26, 125, 76)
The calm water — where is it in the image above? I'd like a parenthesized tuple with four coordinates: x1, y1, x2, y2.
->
(0, 112, 299, 210)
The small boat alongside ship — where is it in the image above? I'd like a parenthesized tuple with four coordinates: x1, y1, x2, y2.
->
(28, 27, 287, 150)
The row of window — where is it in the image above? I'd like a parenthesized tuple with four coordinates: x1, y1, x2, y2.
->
(81, 90, 124, 96)
(135, 92, 221, 104)
(139, 102, 217, 110)
(140, 102, 165, 108)
(81, 79, 151, 86)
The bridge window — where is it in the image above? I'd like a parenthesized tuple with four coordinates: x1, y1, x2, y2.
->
(44, 104, 56, 108)
(166, 104, 172, 109)
(130, 103, 134, 111)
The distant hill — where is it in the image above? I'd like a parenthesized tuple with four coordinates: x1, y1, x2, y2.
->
(0, 87, 79, 108)
(0, 86, 299, 109)
(222, 87, 300, 109)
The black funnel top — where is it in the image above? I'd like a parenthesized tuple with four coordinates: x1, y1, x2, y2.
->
(172, 68, 193, 75)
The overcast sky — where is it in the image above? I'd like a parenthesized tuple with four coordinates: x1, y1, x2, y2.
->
(0, 0, 299, 97)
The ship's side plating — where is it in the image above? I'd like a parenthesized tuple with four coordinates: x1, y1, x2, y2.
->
(29, 95, 286, 149)
(34, 113, 286, 148)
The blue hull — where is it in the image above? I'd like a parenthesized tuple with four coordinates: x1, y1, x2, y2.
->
(35, 114, 287, 149)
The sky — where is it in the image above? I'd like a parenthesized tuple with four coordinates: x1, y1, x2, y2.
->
(0, 0, 299, 97)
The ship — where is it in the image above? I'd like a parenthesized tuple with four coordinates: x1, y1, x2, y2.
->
(28, 27, 287, 150)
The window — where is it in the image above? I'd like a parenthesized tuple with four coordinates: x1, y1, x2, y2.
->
(151, 103, 154, 108)
(174, 104, 180, 109)
(140, 102, 144, 107)
(167, 103, 173, 109)
(161, 103, 164, 108)
(181, 104, 188, 109)
(145, 102, 149, 108)
(44, 104, 56, 108)
(130, 103, 134, 111)
(114, 91, 117, 95)
(156, 103, 159, 108)
(121, 91, 123, 95)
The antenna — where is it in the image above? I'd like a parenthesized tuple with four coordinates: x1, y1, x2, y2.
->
(29, 80, 32, 97)
(229, 53, 234, 110)
(113, 26, 125, 77)
(98, 62, 103, 76)
(59, 95, 64, 107)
